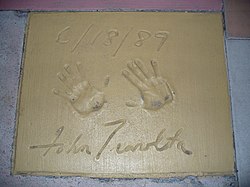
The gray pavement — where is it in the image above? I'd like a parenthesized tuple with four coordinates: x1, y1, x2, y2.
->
(226, 40, 250, 187)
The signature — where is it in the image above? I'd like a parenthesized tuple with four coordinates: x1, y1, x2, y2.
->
(29, 119, 192, 160)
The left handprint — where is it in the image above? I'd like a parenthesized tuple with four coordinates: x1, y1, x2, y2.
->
(52, 62, 107, 116)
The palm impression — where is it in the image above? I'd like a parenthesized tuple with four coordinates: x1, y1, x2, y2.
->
(122, 59, 174, 110)
(52, 62, 108, 116)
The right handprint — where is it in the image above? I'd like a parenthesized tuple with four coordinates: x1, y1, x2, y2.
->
(122, 59, 174, 110)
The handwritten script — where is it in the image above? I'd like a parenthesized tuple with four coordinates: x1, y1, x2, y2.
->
(56, 25, 169, 57)
(30, 119, 192, 160)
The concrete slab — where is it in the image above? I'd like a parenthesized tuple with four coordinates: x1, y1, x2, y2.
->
(226, 40, 250, 187)
(0, 11, 237, 186)
(14, 12, 234, 178)
(0, 0, 222, 11)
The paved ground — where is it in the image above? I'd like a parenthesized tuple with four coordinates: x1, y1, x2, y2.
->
(226, 40, 250, 187)
(0, 8, 249, 187)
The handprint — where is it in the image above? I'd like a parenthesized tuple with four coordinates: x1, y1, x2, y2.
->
(52, 62, 108, 116)
(122, 59, 173, 110)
